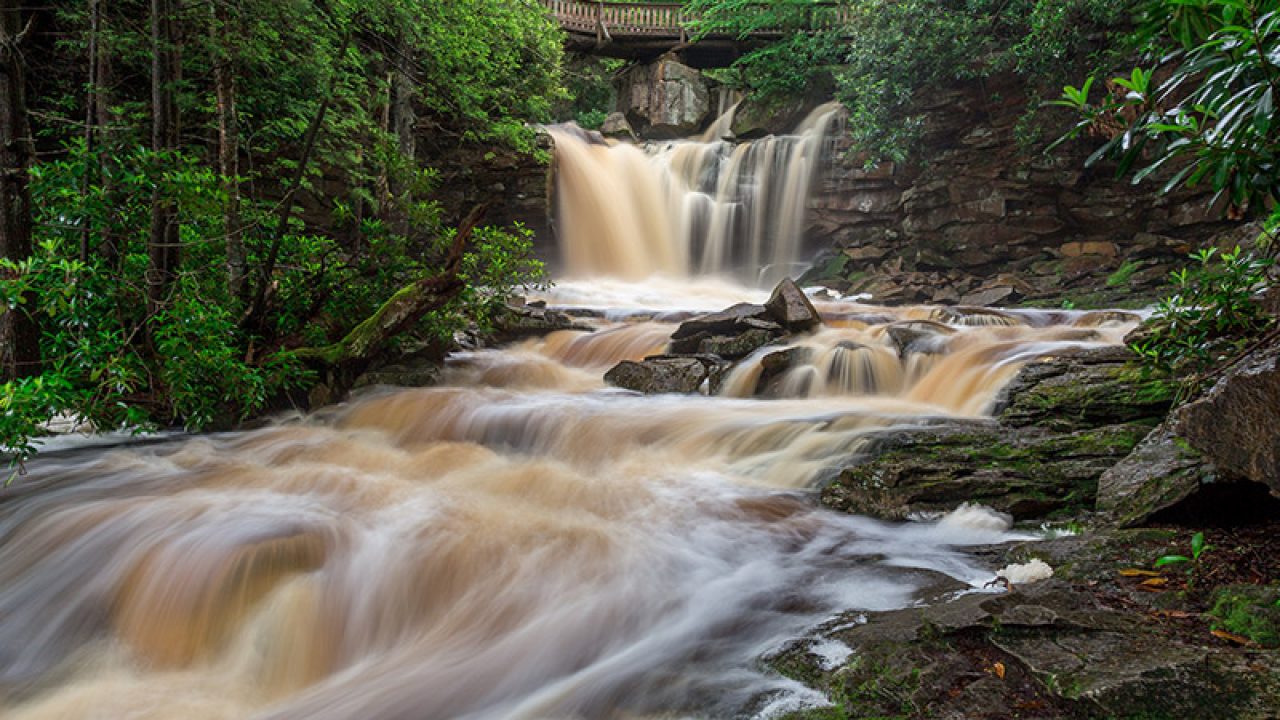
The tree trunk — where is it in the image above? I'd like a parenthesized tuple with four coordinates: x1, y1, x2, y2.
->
(388, 41, 416, 238)
(242, 31, 351, 336)
(81, 0, 100, 263)
(213, 0, 245, 300)
(92, 0, 120, 270)
(292, 204, 485, 374)
(0, 0, 40, 381)
(147, 0, 180, 316)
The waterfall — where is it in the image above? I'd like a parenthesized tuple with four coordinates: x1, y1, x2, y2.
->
(1, 87, 1145, 719)
(550, 103, 840, 286)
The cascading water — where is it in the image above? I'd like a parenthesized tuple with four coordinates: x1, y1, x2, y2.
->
(1, 109, 1139, 720)
(549, 104, 840, 285)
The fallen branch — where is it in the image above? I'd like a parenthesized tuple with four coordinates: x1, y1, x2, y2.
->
(290, 204, 486, 371)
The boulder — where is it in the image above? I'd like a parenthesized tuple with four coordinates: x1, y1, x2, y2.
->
(1175, 338, 1280, 494)
(597, 111, 636, 141)
(764, 277, 821, 332)
(1096, 423, 1217, 527)
(885, 322, 953, 357)
(994, 346, 1173, 432)
(821, 420, 1150, 521)
(692, 329, 778, 360)
(616, 56, 710, 139)
(604, 356, 710, 394)
(668, 303, 785, 356)
(491, 304, 589, 342)
(670, 303, 771, 340)
(769, 579, 1259, 720)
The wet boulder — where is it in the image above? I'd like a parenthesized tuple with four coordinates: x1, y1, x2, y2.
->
(491, 303, 589, 343)
(822, 420, 1150, 521)
(1096, 423, 1219, 527)
(1175, 338, 1280, 495)
(668, 303, 785, 357)
(993, 346, 1173, 432)
(769, 579, 1259, 720)
(885, 321, 954, 357)
(604, 355, 725, 395)
(764, 277, 821, 333)
(691, 329, 779, 360)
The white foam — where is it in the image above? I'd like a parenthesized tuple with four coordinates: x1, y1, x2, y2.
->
(808, 638, 853, 671)
(996, 559, 1054, 585)
(937, 503, 1013, 532)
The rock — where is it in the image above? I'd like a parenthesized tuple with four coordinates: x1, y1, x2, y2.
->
(764, 277, 821, 332)
(1096, 423, 1217, 527)
(771, 580, 1259, 720)
(604, 356, 709, 394)
(993, 347, 1173, 432)
(597, 111, 636, 140)
(885, 322, 953, 356)
(958, 285, 1014, 306)
(821, 420, 1150, 521)
(692, 329, 779, 359)
(1175, 338, 1280, 494)
(751, 346, 813, 397)
(668, 303, 786, 356)
(352, 363, 441, 389)
(492, 304, 588, 342)
(616, 56, 710, 139)
(670, 303, 771, 340)
(842, 245, 889, 261)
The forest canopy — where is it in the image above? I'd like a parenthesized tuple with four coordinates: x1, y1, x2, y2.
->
(1, 0, 565, 463)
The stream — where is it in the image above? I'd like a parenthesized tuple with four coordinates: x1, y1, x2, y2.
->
(0, 111, 1138, 719)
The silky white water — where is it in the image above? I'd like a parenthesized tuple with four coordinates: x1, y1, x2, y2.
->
(0, 280, 1134, 719)
(0, 107, 1138, 718)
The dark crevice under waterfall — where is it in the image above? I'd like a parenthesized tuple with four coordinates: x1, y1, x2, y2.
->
(0, 109, 1138, 719)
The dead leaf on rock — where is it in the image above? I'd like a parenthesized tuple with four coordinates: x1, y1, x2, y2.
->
(986, 661, 1006, 679)
(1119, 568, 1161, 577)
(1211, 629, 1257, 647)
(1140, 577, 1169, 587)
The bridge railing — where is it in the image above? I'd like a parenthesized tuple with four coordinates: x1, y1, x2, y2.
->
(544, 0, 853, 40)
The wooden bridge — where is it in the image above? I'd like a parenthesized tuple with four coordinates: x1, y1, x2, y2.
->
(542, 0, 850, 67)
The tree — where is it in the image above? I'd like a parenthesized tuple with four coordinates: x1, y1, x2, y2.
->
(147, 0, 181, 317)
(1051, 0, 1279, 393)
(1053, 0, 1279, 232)
(0, 0, 39, 381)
(686, 0, 1131, 161)
(2, 0, 562, 465)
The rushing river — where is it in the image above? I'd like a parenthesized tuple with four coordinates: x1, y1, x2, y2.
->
(0, 113, 1137, 719)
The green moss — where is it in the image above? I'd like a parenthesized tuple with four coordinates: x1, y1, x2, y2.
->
(1209, 584, 1280, 648)
(1107, 260, 1142, 287)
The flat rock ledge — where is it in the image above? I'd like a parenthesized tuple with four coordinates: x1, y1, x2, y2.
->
(821, 347, 1172, 524)
(768, 577, 1273, 720)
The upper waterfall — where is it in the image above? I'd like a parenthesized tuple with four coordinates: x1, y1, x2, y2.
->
(549, 103, 841, 286)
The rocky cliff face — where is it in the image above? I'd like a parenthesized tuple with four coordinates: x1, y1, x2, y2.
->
(803, 76, 1238, 307)
(422, 132, 558, 271)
